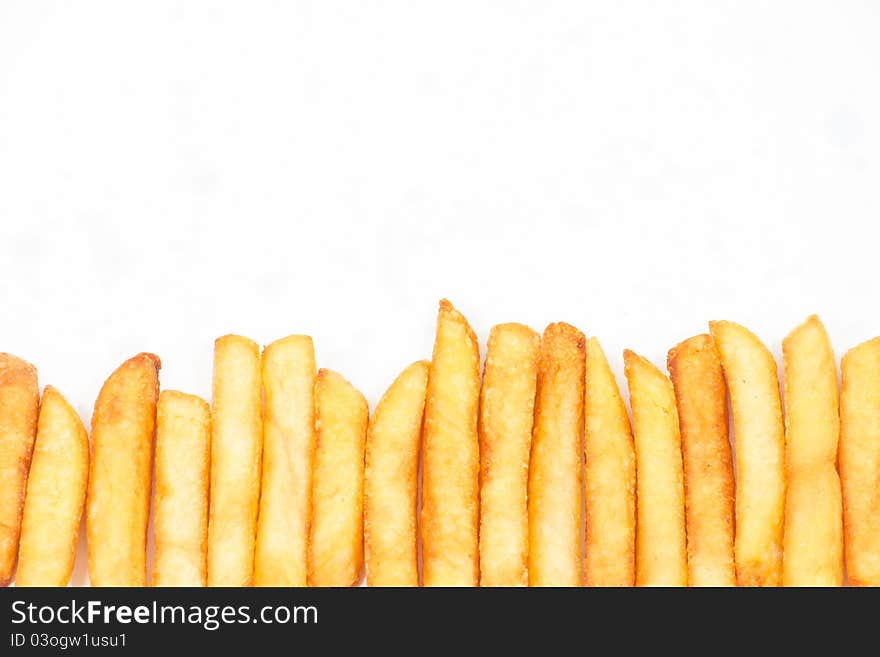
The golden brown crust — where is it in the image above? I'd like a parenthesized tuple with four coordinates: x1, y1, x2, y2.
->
(0, 353, 38, 586)
(667, 334, 735, 586)
(840, 337, 880, 586)
(254, 335, 316, 587)
(309, 369, 369, 586)
(624, 349, 687, 587)
(152, 390, 210, 587)
(421, 299, 481, 586)
(478, 324, 539, 587)
(708, 320, 784, 586)
(16, 386, 88, 586)
(86, 353, 160, 587)
(528, 323, 585, 586)
(781, 315, 843, 586)
(207, 335, 263, 586)
(583, 338, 635, 587)
(364, 360, 428, 586)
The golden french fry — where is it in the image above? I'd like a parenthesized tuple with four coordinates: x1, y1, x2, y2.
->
(583, 338, 635, 587)
(528, 323, 585, 586)
(254, 335, 316, 587)
(86, 353, 160, 586)
(840, 337, 880, 586)
(421, 300, 481, 587)
(0, 354, 38, 587)
(479, 324, 539, 587)
(152, 390, 210, 587)
(781, 315, 843, 586)
(309, 369, 368, 586)
(709, 320, 784, 586)
(364, 360, 429, 587)
(667, 335, 735, 586)
(624, 350, 687, 587)
(207, 335, 263, 587)
(16, 386, 86, 586)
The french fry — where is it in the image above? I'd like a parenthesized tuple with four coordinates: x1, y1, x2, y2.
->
(309, 369, 368, 586)
(709, 321, 784, 586)
(16, 386, 89, 586)
(152, 391, 210, 587)
(364, 360, 428, 587)
(667, 335, 735, 586)
(254, 335, 316, 587)
(15, 386, 89, 586)
(624, 350, 687, 587)
(583, 338, 635, 587)
(207, 335, 263, 587)
(421, 300, 481, 587)
(840, 337, 880, 586)
(0, 357, 39, 586)
(86, 353, 160, 586)
(528, 323, 585, 586)
(781, 315, 843, 586)
(479, 324, 539, 587)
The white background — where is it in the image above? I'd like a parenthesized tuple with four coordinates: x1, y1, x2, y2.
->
(1, 2, 878, 585)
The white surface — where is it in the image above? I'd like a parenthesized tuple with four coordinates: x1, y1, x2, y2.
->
(1, 2, 878, 585)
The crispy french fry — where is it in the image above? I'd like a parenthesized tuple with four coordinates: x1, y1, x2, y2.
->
(364, 360, 428, 587)
(86, 353, 160, 586)
(254, 335, 316, 587)
(152, 391, 210, 587)
(0, 354, 38, 587)
(840, 337, 880, 586)
(583, 338, 635, 587)
(709, 321, 784, 586)
(667, 335, 735, 586)
(624, 350, 687, 587)
(479, 324, 539, 587)
(421, 300, 481, 587)
(528, 323, 585, 586)
(781, 315, 843, 586)
(17, 387, 84, 587)
(207, 335, 263, 587)
(309, 369, 368, 586)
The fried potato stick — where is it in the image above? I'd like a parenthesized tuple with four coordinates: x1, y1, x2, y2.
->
(421, 300, 481, 586)
(479, 324, 539, 587)
(528, 323, 585, 586)
(840, 337, 880, 586)
(0, 354, 38, 587)
(781, 315, 843, 586)
(624, 350, 687, 587)
(583, 338, 635, 587)
(254, 335, 316, 587)
(87, 353, 160, 586)
(364, 360, 428, 587)
(668, 335, 735, 587)
(207, 335, 263, 587)
(16, 387, 88, 587)
(709, 321, 784, 586)
(152, 391, 210, 587)
(309, 370, 368, 586)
